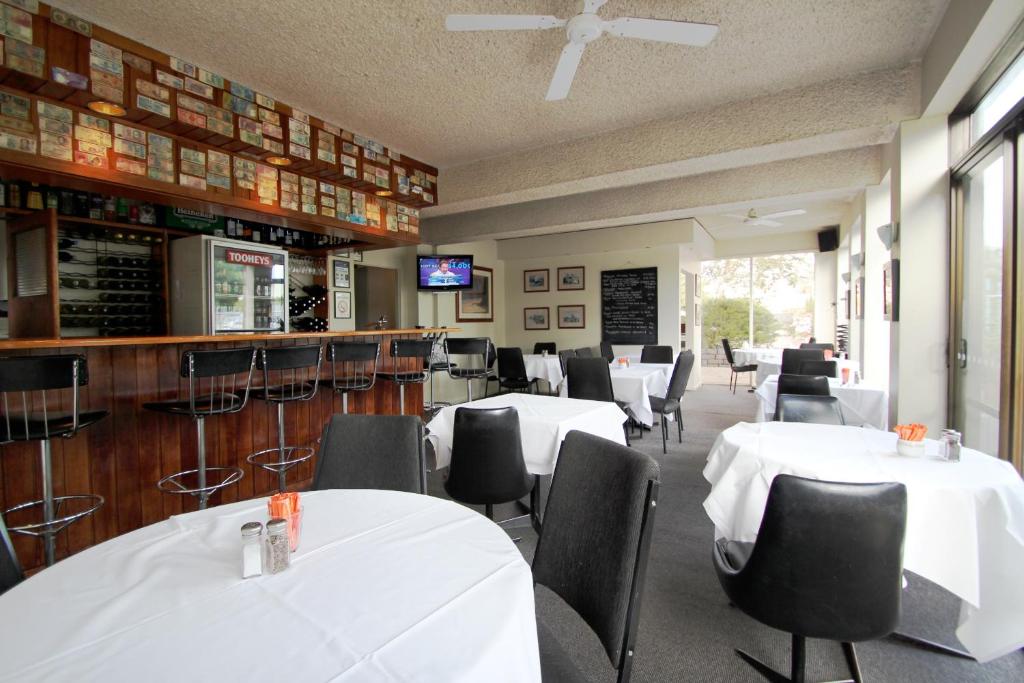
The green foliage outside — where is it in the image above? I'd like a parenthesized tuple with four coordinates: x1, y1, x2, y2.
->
(702, 297, 779, 349)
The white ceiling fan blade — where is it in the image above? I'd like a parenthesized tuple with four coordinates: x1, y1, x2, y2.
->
(751, 219, 783, 228)
(583, 0, 609, 13)
(603, 17, 719, 46)
(759, 209, 807, 220)
(724, 214, 749, 220)
(446, 15, 565, 31)
(546, 43, 585, 101)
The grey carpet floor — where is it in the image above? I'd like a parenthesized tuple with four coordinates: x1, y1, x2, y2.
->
(427, 385, 1024, 682)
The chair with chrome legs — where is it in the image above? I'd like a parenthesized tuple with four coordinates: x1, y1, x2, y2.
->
(566, 357, 630, 446)
(444, 337, 491, 403)
(0, 355, 107, 566)
(714, 474, 907, 683)
(496, 347, 540, 394)
(649, 350, 695, 454)
(327, 341, 379, 414)
(144, 347, 256, 511)
(0, 512, 22, 595)
(246, 344, 322, 494)
(722, 338, 757, 394)
(314, 414, 427, 494)
(424, 332, 454, 413)
(378, 339, 433, 416)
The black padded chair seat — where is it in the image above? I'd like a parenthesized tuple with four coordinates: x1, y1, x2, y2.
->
(450, 367, 489, 379)
(731, 363, 758, 372)
(332, 376, 374, 391)
(500, 378, 535, 391)
(648, 396, 679, 414)
(537, 619, 591, 683)
(143, 393, 242, 416)
(377, 371, 428, 383)
(0, 410, 108, 442)
(714, 538, 754, 572)
(427, 361, 456, 372)
(261, 382, 317, 402)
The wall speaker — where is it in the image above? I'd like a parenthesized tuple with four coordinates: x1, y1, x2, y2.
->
(817, 226, 839, 252)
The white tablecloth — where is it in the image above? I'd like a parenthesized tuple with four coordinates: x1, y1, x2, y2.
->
(0, 490, 541, 682)
(755, 356, 860, 387)
(755, 374, 889, 429)
(558, 363, 670, 426)
(731, 347, 781, 367)
(523, 354, 564, 389)
(426, 393, 627, 476)
(703, 422, 1024, 662)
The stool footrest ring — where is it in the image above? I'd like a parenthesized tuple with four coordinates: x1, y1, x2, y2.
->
(4, 494, 105, 537)
(157, 467, 244, 497)
(246, 446, 315, 474)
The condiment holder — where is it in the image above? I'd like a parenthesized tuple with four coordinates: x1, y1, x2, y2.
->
(896, 439, 925, 458)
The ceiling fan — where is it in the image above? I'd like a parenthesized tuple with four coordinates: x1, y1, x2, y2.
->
(724, 208, 807, 228)
(445, 0, 719, 101)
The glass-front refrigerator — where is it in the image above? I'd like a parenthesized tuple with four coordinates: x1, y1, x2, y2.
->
(170, 235, 288, 335)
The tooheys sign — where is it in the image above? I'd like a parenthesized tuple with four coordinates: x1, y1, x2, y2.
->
(225, 249, 273, 267)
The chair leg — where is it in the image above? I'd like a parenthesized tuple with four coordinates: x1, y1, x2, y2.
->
(342, 392, 349, 415)
(467, 380, 473, 403)
(276, 402, 287, 493)
(661, 415, 667, 454)
(790, 633, 806, 683)
(196, 418, 208, 510)
(623, 422, 631, 447)
(484, 503, 493, 520)
(730, 370, 736, 394)
(399, 383, 405, 416)
(676, 407, 684, 441)
(39, 439, 55, 567)
(842, 642, 863, 683)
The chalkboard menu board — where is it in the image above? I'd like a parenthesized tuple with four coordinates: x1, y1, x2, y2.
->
(601, 267, 658, 345)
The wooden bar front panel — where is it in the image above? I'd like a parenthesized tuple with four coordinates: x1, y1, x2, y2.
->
(0, 333, 424, 571)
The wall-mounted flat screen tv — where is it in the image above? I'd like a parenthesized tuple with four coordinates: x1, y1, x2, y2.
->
(417, 255, 473, 291)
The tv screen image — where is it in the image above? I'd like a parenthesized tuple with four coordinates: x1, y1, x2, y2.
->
(418, 256, 473, 290)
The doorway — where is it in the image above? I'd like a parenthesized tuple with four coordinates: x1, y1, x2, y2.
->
(355, 265, 398, 330)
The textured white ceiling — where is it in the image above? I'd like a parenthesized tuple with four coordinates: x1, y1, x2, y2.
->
(58, 0, 948, 169)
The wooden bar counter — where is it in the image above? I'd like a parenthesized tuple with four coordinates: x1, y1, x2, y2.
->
(0, 328, 454, 571)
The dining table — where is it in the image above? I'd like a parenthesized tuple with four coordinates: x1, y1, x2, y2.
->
(522, 353, 564, 391)
(0, 490, 541, 682)
(703, 421, 1024, 663)
(557, 361, 671, 426)
(426, 392, 628, 476)
(755, 373, 889, 429)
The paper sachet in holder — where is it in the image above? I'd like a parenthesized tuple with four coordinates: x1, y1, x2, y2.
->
(268, 492, 302, 552)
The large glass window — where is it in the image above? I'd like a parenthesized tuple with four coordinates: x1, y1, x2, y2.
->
(971, 50, 1024, 143)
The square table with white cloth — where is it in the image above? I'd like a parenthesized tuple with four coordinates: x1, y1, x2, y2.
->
(558, 363, 671, 427)
(522, 353, 564, 390)
(755, 374, 889, 429)
(703, 421, 1024, 662)
(426, 393, 628, 476)
(0, 490, 541, 682)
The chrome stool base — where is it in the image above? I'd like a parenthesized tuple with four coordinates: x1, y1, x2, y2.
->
(247, 445, 314, 492)
(4, 493, 105, 564)
(157, 466, 244, 509)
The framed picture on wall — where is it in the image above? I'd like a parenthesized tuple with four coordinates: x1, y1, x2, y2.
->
(524, 307, 550, 330)
(557, 266, 585, 291)
(456, 265, 494, 322)
(333, 290, 351, 319)
(557, 305, 585, 329)
(523, 269, 549, 292)
(333, 259, 350, 289)
(883, 259, 900, 321)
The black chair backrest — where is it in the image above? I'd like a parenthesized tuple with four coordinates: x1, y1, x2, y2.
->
(182, 348, 257, 416)
(557, 349, 576, 375)
(496, 347, 529, 382)
(328, 341, 380, 392)
(486, 340, 497, 370)
(258, 344, 322, 402)
(0, 354, 89, 442)
(781, 348, 824, 375)
(0, 513, 23, 596)
(800, 342, 835, 354)
(446, 407, 531, 504)
(776, 394, 845, 425)
(533, 342, 557, 355)
(313, 414, 426, 494)
(389, 339, 433, 381)
(799, 360, 837, 377)
(600, 341, 614, 363)
(721, 338, 736, 365)
(666, 350, 695, 401)
(640, 345, 673, 364)
(575, 347, 594, 358)
(445, 337, 490, 369)
(533, 431, 660, 679)
(738, 475, 906, 641)
(566, 357, 614, 402)
(776, 373, 830, 397)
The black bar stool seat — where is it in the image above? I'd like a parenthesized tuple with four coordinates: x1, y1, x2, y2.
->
(0, 354, 107, 566)
(143, 393, 244, 416)
(378, 339, 433, 416)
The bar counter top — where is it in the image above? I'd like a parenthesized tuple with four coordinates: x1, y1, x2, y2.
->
(0, 328, 457, 351)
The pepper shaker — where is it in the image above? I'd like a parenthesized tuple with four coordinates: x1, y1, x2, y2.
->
(265, 518, 291, 574)
(941, 429, 962, 462)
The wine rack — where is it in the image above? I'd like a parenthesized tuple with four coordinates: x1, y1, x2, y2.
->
(57, 223, 167, 337)
(288, 255, 329, 333)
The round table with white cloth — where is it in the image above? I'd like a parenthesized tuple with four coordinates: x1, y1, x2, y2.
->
(755, 374, 889, 429)
(523, 353, 564, 389)
(0, 490, 541, 682)
(703, 421, 1024, 663)
(426, 393, 628, 476)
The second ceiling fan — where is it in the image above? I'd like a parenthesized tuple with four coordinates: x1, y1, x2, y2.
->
(446, 0, 719, 101)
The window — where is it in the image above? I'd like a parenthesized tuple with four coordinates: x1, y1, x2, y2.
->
(970, 48, 1024, 143)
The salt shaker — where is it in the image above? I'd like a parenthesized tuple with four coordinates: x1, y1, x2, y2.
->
(265, 518, 291, 574)
(941, 429, 962, 462)
(241, 522, 263, 579)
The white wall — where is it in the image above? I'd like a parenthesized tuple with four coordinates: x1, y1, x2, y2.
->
(862, 177, 892, 384)
(813, 250, 837, 342)
(327, 246, 419, 332)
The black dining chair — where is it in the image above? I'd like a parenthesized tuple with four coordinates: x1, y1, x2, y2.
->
(533, 431, 660, 683)
(445, 407, 535, 525)
(649, 350, 695, 454)
(774, 375, 831, 421)
(575, 347, 595, 358)
(496, 347, 539, 394)
(600, 341, 615, 363)
(776, 394, 845, 425)
(714, 475, 907, 683)
(799, 360, 838, 378)
(781, 348, 825, 375)
(0, 513, 23, 596)
(722, 338, 757, 394)
(557, 349, 576, 376)
(483, 340, 501, 397)
(566, 357, 630, 445)
(313, 414, 426, 494)
(533, 342, 557, 355)
(640, 345, 673, 364)
(800, 342, 836, 354)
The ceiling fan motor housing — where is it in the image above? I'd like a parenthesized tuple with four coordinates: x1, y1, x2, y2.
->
(567, 13, 604, 44)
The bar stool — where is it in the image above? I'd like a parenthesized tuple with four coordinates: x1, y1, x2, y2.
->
(424, 332, 455, 412)
(143, 348, 256, 510)
(0, 355, 107, 567)
(327, 341, 379, 413)
(246, 344, 322, 493)
(378, 339, 433, 416)
(444, 337, 492, 403)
